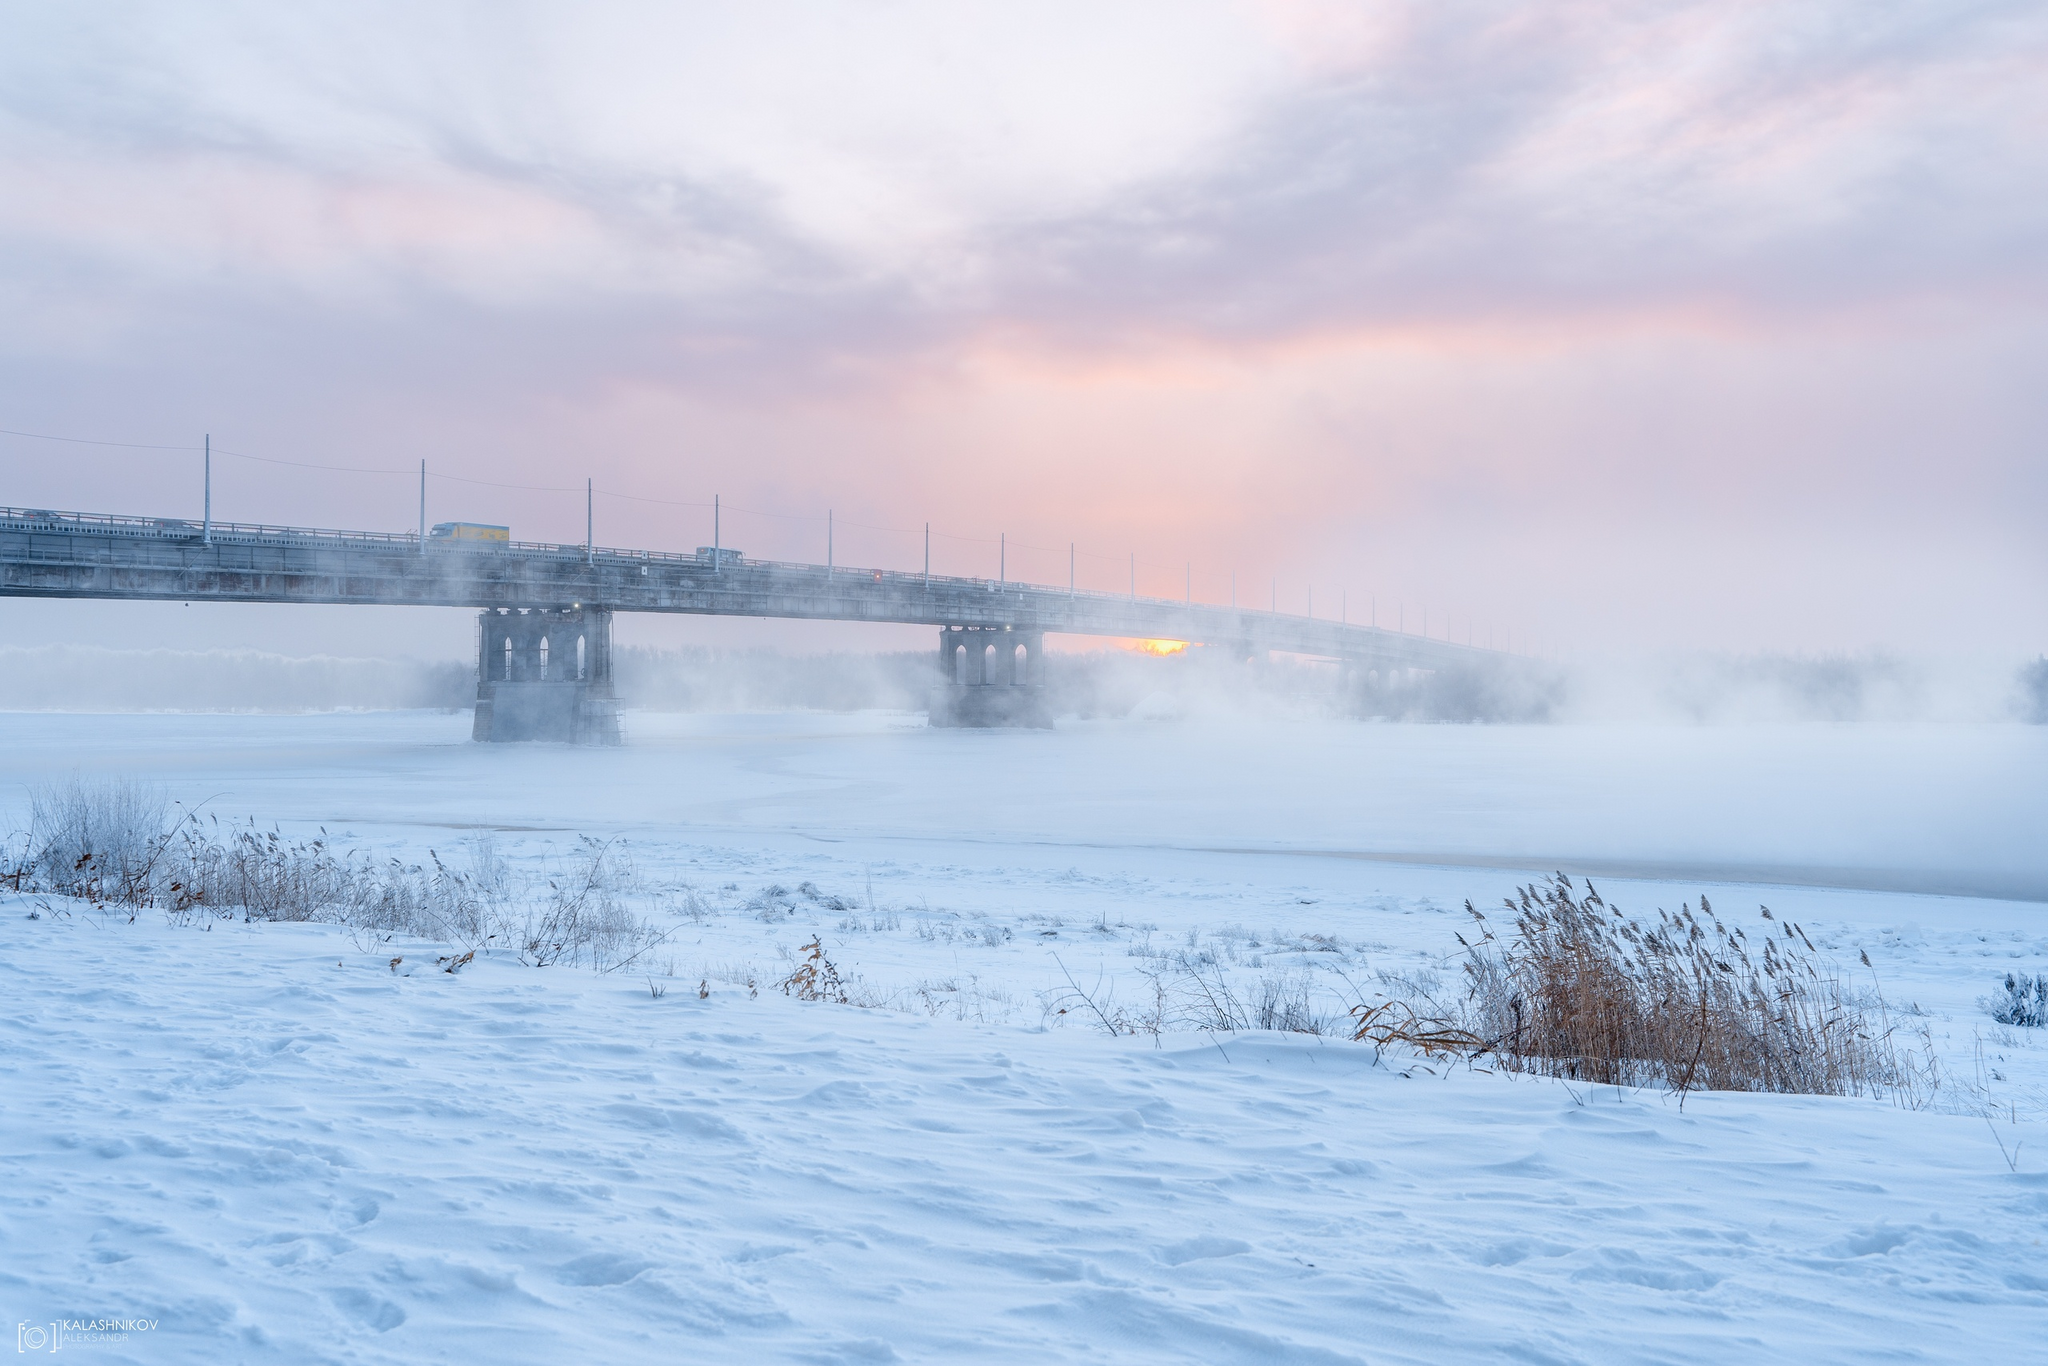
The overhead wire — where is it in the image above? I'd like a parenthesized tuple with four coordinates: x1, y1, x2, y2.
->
(0, 426, 200, 451)
(0, 422, 1437, 629)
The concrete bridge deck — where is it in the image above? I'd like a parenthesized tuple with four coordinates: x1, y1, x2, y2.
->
(0, 505, 1494, 670)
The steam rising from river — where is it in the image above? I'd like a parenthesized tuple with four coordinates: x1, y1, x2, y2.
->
(0, 642, 2039, 724)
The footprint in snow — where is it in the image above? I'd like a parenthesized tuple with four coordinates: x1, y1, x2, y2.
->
(556, 1253, 656, 1287)
(328, 1287, 406, 1332)
(1157, 1235, 1252, 1265)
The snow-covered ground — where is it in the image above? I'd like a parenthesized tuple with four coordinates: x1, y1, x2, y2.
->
(4, 710, 2046, 1362)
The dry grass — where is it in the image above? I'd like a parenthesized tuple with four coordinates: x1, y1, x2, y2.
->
(26, 778, 175, 905)
(1985, 972, 2048, 1028)
(1043, 950, 1345, 1038)
(11, 779, 663, 970)
(779, 937, 850, 1003)
(1360, 875, 1936, 1104)
(507, 838, 649, 968)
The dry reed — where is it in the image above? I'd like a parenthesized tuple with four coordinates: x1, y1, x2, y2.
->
(1365, 874, 1935, 1103)
(12, 779, 658, 969)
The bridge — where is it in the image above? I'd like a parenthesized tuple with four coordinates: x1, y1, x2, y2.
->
(0, 505, 1500, 740)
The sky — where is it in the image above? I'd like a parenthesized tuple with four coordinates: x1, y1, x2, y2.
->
(1, 0, 2044, 660)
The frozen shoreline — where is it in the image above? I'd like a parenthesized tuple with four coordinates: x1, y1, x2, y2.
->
(3, 710, 2044, 1361)
(2, 709, 2042, 889)
(6, 909, 2044, 1364)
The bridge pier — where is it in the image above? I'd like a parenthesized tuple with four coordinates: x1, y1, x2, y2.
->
(929, 625, 1052, 728)
(472, 607, 621, 744)
(5, 508, 1506, 710)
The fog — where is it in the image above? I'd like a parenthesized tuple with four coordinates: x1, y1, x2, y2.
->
(0, 646, 470, 714)
(2, 4, 2044, 658)
(2, 640, 2040, 726)
(3, 13, 2043, 1360)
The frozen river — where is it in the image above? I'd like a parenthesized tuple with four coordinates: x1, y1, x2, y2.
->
(3, 709, 2044, 1363)
(3, 709, 2042, 901)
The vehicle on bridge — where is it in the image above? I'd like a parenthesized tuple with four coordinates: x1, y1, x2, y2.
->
(3, 502, 1502, 742)
(429, 521, 510, 544)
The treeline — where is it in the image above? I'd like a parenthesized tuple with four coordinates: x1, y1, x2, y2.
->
(0, 645, 471, 713)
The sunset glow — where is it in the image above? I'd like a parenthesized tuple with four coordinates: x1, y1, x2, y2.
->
(0, 2, 2039, 657)
(0, 10, 2042, 1361)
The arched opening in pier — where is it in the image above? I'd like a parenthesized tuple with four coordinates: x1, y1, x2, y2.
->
(1013, 643, 1028, 685)
(538, 636, 550, 680)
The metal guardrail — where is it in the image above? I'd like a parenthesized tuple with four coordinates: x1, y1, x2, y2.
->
(0, 504, 1307, 620)
(0, 507, 438, 556)
(0, 504, 1498, 660)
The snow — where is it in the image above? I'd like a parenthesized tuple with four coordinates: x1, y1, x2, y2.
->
(4, 709, 2046, 1362)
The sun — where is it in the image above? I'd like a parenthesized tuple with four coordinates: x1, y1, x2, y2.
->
(1129, 639, 1188, 656)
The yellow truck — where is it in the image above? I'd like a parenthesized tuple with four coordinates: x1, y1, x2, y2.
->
(429, 522, 510, 545)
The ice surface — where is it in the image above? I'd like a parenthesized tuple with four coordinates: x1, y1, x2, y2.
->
(2, 710, 2040, 898)
(2, 711, 2045, 1362)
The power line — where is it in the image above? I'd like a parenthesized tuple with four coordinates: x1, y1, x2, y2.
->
(212, 447, 414, 475)
(2, 423, 1150, 560)
(5, 421, 1511, 644)
(430, 470, 583, 493)
(0, 426, 200, 451)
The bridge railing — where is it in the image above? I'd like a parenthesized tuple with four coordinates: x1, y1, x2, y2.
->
(0, 505, 425, 550)
(684, 551, 1267, 623)
(3, 505, 1483, 651)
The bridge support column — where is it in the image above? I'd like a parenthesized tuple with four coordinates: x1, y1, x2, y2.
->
(472, 606, 621, 744)
(929, 625, 1052, 728)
